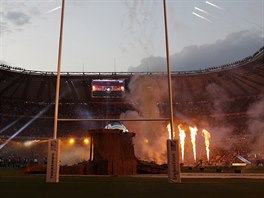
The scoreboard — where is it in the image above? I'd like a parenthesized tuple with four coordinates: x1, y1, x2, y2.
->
(91, 79, 125, 98)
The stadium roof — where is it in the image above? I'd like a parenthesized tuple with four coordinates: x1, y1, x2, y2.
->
(0, 47, 263, 103)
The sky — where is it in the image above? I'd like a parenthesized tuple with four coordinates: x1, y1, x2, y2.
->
(0, 0, 263, 72)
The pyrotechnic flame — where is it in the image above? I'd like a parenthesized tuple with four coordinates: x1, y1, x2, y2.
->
(166, 123, 175, 139)
(178, 124, 186, 162)
(202, 129, 211, 161)
(189, 126, 198, 162)
(205, 1, 223, 10)
(144, 139, 149, 144)
(192, 12, 212, 23)
(167, 124, 171, 139)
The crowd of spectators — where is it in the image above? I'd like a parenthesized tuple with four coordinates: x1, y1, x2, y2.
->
(0, 94, 262, 139)
(0, 46, 263, 167)
(0, 64, 25, 71)
(158, 95, 262, 117)
(0, 140, 47, 167)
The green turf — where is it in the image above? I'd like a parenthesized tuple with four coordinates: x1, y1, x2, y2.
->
(0, 168, 264, 198)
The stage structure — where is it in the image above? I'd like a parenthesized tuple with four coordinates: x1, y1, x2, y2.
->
(90, 129, 136, 175)
(61, 129, 137, 175)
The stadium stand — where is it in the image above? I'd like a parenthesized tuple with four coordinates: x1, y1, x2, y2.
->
(0, 47, 263, 166)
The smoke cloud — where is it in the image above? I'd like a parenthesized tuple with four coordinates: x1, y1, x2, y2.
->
(247, 95, 264, 154)
(60, 143, 90, 166)
(121, 74, 248, 163)
(120, 75, 168, 164)
(120, 0, 158, 57)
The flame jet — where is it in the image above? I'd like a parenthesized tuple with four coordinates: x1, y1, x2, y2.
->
(178, 124, 186, 162)
(202, 129, 211, 161)
(166, 123, 175, 139)
(189, 126, 198, 162)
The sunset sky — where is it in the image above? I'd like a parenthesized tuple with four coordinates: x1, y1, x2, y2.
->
(0, 0, 263, 72)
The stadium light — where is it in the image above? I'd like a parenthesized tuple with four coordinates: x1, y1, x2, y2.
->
(83, 138, 90, 145)
(163, 0, 181, 183)
(68, 138, 75, 145)
(46, 0, 65, 183)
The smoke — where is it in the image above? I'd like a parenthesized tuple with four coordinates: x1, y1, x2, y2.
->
(206, 83, 230, 115)
(122, 68, 263, 164)
(120, 75, 168, 164)
(120, 0, 158, 57)
(121, 76, 234, 163)
(203, 83, 234, 152)
(124, 75, 167, 116)
(210, 124, 233, 145)
(60, 143, 90, 166)
(74, 106, 98, 129)
(247, 95, 264, 154)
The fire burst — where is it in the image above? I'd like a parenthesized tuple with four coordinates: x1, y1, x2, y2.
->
(166, 123, 175, 139)
(178, 124, 186, 162)
(202, 129, 211, 161)
(189, 126, 198, 162)
(167, 124, 171, 139)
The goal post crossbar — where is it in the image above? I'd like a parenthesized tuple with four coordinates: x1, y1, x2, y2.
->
(58, 118, 170, 122)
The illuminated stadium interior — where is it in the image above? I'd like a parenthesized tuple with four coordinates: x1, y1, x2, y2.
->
(0, 46, 263, 166)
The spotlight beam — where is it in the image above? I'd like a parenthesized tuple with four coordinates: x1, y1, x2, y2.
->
(0, 118, 21, 134)
(0, 105, 52, 150)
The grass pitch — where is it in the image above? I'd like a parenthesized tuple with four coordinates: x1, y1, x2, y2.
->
(0, 168, 264, 198)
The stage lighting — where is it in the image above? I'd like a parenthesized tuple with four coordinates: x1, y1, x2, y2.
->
(83, 138, 89, 145)
(68, 138, 75, 145)
(24, 140, 40, 147)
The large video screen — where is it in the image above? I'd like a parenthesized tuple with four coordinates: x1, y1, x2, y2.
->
(91, 79, 125, 98)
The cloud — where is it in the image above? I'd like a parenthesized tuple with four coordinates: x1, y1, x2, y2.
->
(128, 30, 264, 72)
(0, 1, 43, 35)
(0, 21, 11, 35)
(4, 11, 31, 26)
